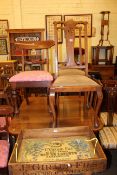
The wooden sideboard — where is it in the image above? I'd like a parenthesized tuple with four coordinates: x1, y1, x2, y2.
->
(88, 64, 116, 80)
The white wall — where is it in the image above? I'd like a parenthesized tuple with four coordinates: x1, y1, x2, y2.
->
(0, 0, 117, 71)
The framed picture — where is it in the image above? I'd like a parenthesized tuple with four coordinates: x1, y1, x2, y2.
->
(0, 39, 8, 55)
(64, 14, 92, 37)
(0, 20, 9, 37)
(45, 15, 63, 43)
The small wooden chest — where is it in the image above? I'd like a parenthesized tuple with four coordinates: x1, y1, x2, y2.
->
(8, 126, 107, 175)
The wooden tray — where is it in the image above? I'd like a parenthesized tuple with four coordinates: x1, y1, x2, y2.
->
(8, 126, 107, 175)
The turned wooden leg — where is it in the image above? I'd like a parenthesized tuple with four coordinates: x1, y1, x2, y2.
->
(47, 87, 50, 111)
(24, 88, 30, 105)
(12, 88, 19, 115)
(49, 91, 57, 128)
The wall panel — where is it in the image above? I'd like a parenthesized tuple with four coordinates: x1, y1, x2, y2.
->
(0, 0, 117, 67)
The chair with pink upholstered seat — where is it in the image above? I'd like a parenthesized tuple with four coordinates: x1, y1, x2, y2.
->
(0, 117, 10, 173)
(9, 41, 54, 114)
(0, 106, 13, 174)
(0, 138, 10, 174)
(9, 70, 53, 114)
(0, 81, 15, 173)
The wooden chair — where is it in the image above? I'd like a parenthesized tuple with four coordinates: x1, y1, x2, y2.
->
(49, 20, 103, 131)
(9, 41, 54, 114)
(0, 82, 17, 174)
(0, 96, 14, 174)
(99, 80, 117, 149)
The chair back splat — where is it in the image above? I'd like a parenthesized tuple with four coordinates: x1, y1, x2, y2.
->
(15, 40, 55, 72)
(54, 20, 88, 76)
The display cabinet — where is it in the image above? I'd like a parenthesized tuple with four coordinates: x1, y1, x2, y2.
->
(6, 29, 45, 70)
(90, 45, 115, 80)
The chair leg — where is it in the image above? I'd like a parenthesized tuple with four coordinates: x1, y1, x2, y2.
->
(94, 88, 103, 129)
(24, 88, 30, 105)
(47, 88, 52, 113)
(11, 88, 19, 115)
(49, 91, 57, 128)
(55, 92, 59, 114)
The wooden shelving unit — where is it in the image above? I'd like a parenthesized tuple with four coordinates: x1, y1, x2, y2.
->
(6, 29, 45, 70)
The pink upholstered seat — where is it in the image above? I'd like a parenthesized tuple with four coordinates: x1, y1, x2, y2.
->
(0, 117, 6, 128)
(0, 107, 12, 170)
(0, 140, 10, 168)
(9, 71, 53, 82)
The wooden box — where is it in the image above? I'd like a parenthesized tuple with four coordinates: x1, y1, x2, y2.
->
(8, 126, 107, 175)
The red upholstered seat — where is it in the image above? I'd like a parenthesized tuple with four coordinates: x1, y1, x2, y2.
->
(9, 71, 53, 82)
(0, 140, 10, 168)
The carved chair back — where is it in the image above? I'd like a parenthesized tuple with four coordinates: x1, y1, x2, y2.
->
(54, 20, 88, 76)
(15, 40, 55, 71)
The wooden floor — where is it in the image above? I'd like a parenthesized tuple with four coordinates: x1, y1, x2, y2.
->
(5, 95, 117, 175)
(9, 94, 102, 135)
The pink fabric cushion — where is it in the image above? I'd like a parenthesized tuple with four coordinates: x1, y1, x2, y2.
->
(0, 140, 9, 168)
(9, 71, 53, 82)
(0, 117, 6, 128)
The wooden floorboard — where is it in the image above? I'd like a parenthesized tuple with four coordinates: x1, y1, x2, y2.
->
(8, 95, 100, 135)
(6, 95, 117, 175)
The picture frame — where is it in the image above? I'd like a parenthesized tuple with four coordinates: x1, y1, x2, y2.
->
(0, 39, 8, 55)
(45, 15, 63, 43)
(64, 14, 92, 37)
(0, 19, 9, 37)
